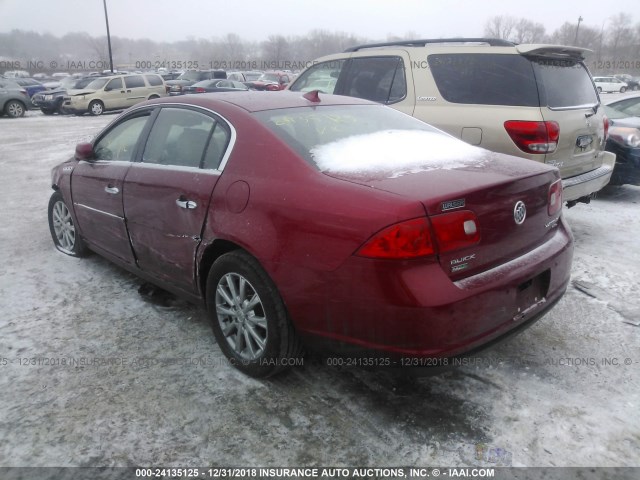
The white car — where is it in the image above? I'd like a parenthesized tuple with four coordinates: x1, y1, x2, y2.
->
(593, 76, 628, 93)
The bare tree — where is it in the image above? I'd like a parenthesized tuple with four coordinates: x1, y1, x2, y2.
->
(484, 15, 518, 40)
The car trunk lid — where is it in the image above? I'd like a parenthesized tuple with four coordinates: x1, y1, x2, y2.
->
(322, 148, 559, 280)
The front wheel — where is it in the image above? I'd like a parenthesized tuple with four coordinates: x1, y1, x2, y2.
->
(4, 100, 25, 118)
(48, 191, 89, 257)
(88, 100, 104, 116)
(206, 251, 303, 378)
(597, 86, 603, 93)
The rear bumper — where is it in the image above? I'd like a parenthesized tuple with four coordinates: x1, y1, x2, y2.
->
(561, 151, 615, 201)
(286, 217, 574, 359)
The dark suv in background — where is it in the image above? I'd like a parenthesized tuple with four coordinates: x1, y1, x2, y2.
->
(31, 77, 94, 114)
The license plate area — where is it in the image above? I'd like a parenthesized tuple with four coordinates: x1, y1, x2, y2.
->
(513, 269, 550, 321)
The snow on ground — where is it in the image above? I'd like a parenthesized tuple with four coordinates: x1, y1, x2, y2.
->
(0, 110, 638, 469)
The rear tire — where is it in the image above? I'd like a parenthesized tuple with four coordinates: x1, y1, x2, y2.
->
(4, 100, 25, 118)
(620, 87, 627, 93)
(206, 251, 303, 378)
(88, 100, 104, 116)
(41, 108, 55, 115)
(597, 86, 603, 93)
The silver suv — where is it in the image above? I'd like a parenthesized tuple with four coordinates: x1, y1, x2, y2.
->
(289, 38, 615, 205)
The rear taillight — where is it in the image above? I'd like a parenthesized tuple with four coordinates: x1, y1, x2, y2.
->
(356, 218, 435, 259)
(430, 210, 481, 253)
(548, 179, 563, 216)
(356, 211, 481, 260)
(504, 120, 560, 154)
(603, 115, 609, 141)
(195, 87, 206, 93)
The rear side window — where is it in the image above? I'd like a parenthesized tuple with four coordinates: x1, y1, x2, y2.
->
(428, 53, 539, 107)
(145, 74, 163, 86)
(342, 56, 407, 104)
(142, 108, 217, 168)
(532, 59, 598, 108)
(124, 75, 145, 88)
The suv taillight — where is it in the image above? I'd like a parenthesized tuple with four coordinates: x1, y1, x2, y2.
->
(603, 115, 609, 141)
(548, 179, 563, 216)
(504, 121, 560, 154)
(356, 212, 481, 260)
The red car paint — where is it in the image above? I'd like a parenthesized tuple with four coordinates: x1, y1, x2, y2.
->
(51, 91, 573, 361)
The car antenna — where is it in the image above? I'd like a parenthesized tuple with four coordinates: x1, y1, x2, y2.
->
(303, 90, 321, 102)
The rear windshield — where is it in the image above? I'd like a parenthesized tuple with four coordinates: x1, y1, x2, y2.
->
(254, 105, 438, 166)
(428, 53, 598, 109)
(531, 58, 598, 108)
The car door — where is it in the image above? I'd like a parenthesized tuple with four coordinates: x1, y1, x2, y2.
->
(123, 75, 148, 107)
(102, 77, 126, 109)
(123, 105, 232, 293)
(70, 110, 153, 263)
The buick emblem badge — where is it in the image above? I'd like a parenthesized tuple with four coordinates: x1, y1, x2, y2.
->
(514, 201, 527, 225)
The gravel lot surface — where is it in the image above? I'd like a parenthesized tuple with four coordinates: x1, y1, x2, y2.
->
(0, 107, 638, 471)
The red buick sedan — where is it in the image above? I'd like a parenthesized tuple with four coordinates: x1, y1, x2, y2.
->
(48, 91, 573, 377)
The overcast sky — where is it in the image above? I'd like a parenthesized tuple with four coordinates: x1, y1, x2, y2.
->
(0, 0, 636, 42)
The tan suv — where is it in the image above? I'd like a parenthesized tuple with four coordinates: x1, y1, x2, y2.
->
(289, 38, 615, 205)
(63, 73, 166, 116)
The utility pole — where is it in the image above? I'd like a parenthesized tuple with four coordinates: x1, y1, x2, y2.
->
(574, 16, 583, 45)
(103, 0, 114, 73)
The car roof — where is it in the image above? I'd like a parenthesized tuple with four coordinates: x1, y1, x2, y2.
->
(149, 91, 377, 112)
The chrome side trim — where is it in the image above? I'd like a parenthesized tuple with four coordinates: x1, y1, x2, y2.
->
(75, 203, 123, 220)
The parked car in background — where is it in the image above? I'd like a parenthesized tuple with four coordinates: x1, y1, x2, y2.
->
(243, 71, 263, 82)
(614, 74, 640, 91)
(0, 78, 32, 117)
(62, 73, 166, 115)
(165, 70, 226, 95)
(182, 79, 249, 94)
(226, 72, 247, 82)
(48, 91, 573, 378)
(289, 38, 615, 206)
(31, 76, 94, 114)
(593, 76, 628, 93)
(603, 105, 640, 185)
(13, 78, 47, 105)
(606, 93, 640, 117)
(3, 70, 30, 78)
(246, 71, 291, 91)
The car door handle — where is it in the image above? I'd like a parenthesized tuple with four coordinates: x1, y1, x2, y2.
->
(105, 186, 119, 194)
(176, 198, 197, 209)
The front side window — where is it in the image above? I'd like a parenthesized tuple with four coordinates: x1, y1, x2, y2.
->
(289, 60, 345, 94)
(142, 108, 216, 168)
(105, 77, 123, 91)
(93, 115, 150, 161)
(342, 56, 407, 104)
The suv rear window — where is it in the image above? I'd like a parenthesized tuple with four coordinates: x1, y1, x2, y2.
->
(531, 59, 598, 108)
(428, 53, 539, 107)
(145, 74, 163, 86)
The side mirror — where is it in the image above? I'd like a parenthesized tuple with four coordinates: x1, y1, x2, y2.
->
(75, 142, 94, 161)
